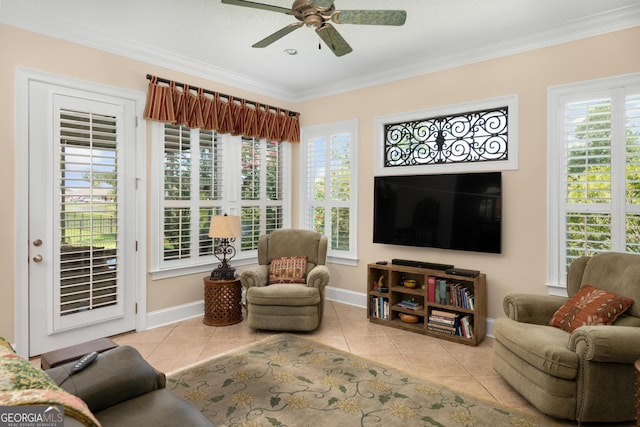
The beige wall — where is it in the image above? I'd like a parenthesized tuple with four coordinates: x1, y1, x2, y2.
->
(0, 24, 295, 342)
(296, 27, 640, 320)
(1, 22, 638, 341)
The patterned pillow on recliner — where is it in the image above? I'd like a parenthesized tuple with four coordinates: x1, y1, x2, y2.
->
(549, 285, 634, 332)
(269, 256, 307, 284)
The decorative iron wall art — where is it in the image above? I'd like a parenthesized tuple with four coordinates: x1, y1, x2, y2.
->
(383, 106, 509, 167)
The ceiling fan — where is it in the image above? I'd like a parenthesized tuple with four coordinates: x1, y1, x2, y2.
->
(221, 0, 407, 57)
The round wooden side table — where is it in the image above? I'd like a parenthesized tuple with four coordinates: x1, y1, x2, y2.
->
(203, 276, 243, 326)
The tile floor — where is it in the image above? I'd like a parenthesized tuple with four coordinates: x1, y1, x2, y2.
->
(52, 300, 635, 426)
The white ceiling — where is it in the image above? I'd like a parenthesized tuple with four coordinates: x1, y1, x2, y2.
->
(1, 0, 639, 102)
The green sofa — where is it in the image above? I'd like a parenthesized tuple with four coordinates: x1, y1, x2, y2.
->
(493, 252, 640, 423)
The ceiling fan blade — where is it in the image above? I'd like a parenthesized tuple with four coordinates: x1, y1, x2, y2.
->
(311, 0, 334, 9)
(316, 24, 352, 57)
(332, 10, 407, 26)
(221, 0, 291, 15)
(252, 22, 304, 48)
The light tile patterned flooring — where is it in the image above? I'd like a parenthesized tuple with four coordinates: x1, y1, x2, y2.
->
(70, 301, 633, 426)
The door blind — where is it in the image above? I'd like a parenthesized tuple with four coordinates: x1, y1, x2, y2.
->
(59, 109, 119, 315)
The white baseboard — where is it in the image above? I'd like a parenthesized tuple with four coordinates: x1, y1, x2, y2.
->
(146, 300, 205, 330)
(486, 317, 495, 338)
(325, 286, 367, 308)
(143, 286, 495, 338)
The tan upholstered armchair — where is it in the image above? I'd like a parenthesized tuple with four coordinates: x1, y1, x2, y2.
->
(492, 252, 640, 423)
(240, 229, 330, 331)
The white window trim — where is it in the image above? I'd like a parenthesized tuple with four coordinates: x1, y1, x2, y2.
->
(374, 95, 518, 176)
(300, 119, 358, 266)
(150, 124, 291, 279)
(547, 72, 640, 295)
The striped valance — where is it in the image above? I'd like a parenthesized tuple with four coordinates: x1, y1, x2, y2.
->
(143, 75, 300, 143)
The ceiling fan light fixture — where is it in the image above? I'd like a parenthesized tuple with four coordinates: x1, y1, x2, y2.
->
(283, 48, 298, 55)
(222, 0, 407, 57)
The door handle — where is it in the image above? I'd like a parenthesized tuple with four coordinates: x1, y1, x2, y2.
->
(32, 254, 43, 263)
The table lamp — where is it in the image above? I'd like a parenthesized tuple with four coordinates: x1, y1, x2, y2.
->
(208, 214, 242, 279)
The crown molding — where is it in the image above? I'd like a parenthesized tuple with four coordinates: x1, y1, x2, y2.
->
(0, 2, 299, 102)
(2, 2, 638, 103)
(294, 4, 640, 101)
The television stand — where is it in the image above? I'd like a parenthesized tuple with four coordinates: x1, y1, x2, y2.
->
(368, 262, 486, 346)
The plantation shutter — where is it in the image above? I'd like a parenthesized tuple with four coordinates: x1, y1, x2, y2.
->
(59, 109, 119, 315)
(304, 129, 353, 254)
(560, 86, 640, 270)
(626, 93, 640, 253)
(564, 97, 613, 265)
(241, 137, 261, 251)
(199, 129, 223, 256)
(163, 124, 192, 260)
(240, 137, 285, 251)
(329, 133, 351, 251)
(305, 135, 327, 237)
(162, 124, 223, 263)
(151, 123, 291, 275)
(265, 140, 283, 234)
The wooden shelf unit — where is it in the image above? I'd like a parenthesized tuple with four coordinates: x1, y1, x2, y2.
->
(367, 262, 486, 346)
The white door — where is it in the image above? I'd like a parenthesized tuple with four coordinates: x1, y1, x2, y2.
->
(28, 80, 138, 356)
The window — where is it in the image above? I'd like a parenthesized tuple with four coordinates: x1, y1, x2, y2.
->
(383, 107, 508, 167)
(161, 125, 223, 263)
(375, 95, 518, 175)
(240, 137, 286, 252)
(151, 124, 290, 278)
(301, 120, 358, 264)
(59, 108, 120, 315)
(548, 74, 640, 290)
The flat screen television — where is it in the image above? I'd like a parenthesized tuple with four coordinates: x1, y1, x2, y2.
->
(373, 172, 502, 254)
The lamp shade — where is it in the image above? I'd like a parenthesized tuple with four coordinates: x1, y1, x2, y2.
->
(208, 215, 242, 239)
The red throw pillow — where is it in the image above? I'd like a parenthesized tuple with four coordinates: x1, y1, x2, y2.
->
(268, 256, 307, 285)
(549, 285, 634, 332)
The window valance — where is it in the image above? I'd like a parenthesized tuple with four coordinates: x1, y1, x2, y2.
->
(143, 75, 300, 143)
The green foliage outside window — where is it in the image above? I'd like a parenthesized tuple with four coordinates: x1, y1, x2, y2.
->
(565, 102, 640, 266)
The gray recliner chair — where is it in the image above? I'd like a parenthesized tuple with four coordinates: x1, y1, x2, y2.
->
(240, 229, 330, 331)
(492, 252, 640, 423)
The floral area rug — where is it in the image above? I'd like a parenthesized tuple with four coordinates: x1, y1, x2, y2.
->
(167, 333, 559, 427)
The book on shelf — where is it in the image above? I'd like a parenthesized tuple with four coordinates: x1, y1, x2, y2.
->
(371, 296, 389, 320)
(428, 310, 473, 338)
(429, 314, 456, 325)
(459, 315, 474, 339)
(397, 300, 423, 310)
(428, 279, 475, 310)
(436, 279, 449, 304)
(428, 320, 456, 331)
(427, 276, 436, 303)
(430, 309, 458, 318)
(450, 283, 475, 309)
(427, 324, 457, 335)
